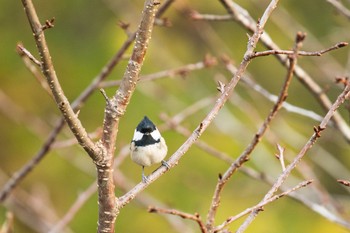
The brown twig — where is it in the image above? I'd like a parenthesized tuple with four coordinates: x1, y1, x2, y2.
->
(251, 42, 348, 58)
(191, 11, 233, 21)
(237, 81, 350, 232)
(16, 43, 52, 97)
(213, 180, 313, 232)
(149, 206, 207, 233)
(99, 55, 217, 88)
(275, 144, 286, 171)
(21, 0, 98, 159)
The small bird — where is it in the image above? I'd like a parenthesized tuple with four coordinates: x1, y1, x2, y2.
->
(130, 116, 168, 183)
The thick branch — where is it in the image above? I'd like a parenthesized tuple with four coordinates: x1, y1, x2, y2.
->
(97, 1, 160, 232)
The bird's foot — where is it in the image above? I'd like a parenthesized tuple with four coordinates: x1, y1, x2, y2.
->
(142, 174, 150, 183)
(161, 160, 170, 169)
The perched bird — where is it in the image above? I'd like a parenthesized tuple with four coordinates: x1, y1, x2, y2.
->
(130, 116, 168, 182)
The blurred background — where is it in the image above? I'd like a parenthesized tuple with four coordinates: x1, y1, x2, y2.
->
(1, 0, 350, 232)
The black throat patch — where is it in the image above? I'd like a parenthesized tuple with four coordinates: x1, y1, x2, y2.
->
(133, 133, 160, 147)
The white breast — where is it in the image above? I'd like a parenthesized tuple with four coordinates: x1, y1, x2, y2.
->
(130, 137, 167, 167)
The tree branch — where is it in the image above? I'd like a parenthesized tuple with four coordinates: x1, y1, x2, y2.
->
(20, 0, 98, 159)
(148, 206, 207, 233)
(96, 1, 160, 232)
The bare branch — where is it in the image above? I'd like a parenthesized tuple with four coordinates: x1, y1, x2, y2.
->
(149, 207, 207, 233)
(251, 42, 348, 58)
(275, 144, 286, 171)
(21, 0, 98, 159)
(99, 55, 217, 88)
(213, 180, 313, 232)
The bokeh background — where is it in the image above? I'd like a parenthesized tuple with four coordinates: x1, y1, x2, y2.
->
(1, 0, 350, 232)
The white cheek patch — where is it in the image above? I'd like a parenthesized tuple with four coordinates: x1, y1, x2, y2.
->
(150, 128, 161, 141)
(132, 130, 144, 141)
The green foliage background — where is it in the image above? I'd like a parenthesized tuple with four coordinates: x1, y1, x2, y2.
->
(1, 0, 350, 232)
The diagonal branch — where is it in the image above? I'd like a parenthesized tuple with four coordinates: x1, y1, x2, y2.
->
(148, 206, 207, 233)
(20, 0, 98, 159)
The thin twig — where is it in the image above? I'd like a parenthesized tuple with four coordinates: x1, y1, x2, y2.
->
(191, 11, 233, 21)
(21, 0, 98, 159)
(213, 180, 313, 232)
(16, 43, 42, 67)
(16, 43, 52, 97)
(275, 144, 286, 171)
(149, 207, 207, 233)
(99, 55, 217, 88)
(251, 42, 348, 58)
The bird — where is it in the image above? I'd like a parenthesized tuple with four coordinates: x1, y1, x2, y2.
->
(130, 116, 169, 183)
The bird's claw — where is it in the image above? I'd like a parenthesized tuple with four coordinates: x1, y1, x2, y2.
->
(142, 174, 150, 183)
(162, 160, 170, 169)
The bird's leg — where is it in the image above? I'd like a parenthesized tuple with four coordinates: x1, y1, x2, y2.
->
(142, 166, 149, 183)
(161, 160, 170, 169)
